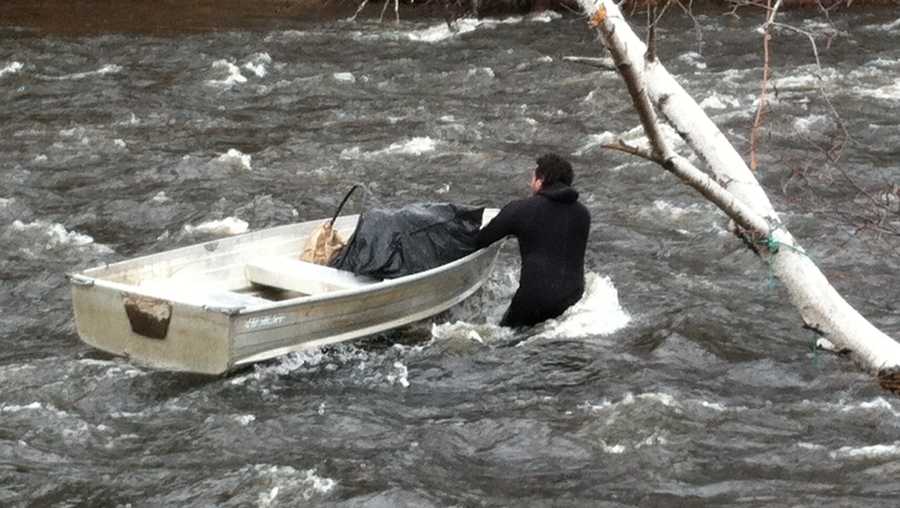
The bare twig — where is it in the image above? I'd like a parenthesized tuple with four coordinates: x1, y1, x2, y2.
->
(602, 141, 654, 160)
(647, 4, 657, 62)
(671, 0, 705, 55)
(749, 0, 783, 172)
(562, 55, 617, 70)
(349, 0, 370, 22)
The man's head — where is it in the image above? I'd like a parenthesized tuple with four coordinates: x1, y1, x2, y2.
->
(531, 153, 574, 192)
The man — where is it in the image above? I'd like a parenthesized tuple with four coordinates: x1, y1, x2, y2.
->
(476, 153, 591, 328)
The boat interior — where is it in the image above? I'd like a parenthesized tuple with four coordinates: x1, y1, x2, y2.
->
(77, 210, 497, 310)
(81, 218, 379, 309)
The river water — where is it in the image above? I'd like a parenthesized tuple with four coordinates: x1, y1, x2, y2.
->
(2, 7, 900, 506)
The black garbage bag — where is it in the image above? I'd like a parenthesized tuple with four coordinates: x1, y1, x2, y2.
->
(329, 203, 485, 279)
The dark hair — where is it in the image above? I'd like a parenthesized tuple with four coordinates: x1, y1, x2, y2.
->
(535, 153, 574, 187)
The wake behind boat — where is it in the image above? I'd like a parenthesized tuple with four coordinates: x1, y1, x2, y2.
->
(68, 209, 501, 374)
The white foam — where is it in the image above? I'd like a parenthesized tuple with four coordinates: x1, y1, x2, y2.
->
(865, 57, 900, 69)
(77, 358, 145, 379)
(700, 92, 740, 110)
(793, 114, 830, 133)
(600, 441, 626, 454)
(243, 53, 272, 78)
(679, 51, 707, 70)
(829, 442, 900, 460)
(301, 469, 337, 499)
(209, 60, 247, 87)
(266, 30, 308, 41)
(11, 220, 110, 251)
(838, 397, 900, 418)
(386, 361, 410, 388)
(533, 272, 631, 339)
(430, 321, 514, 344)
(60, 126, 85, 138)
(856, 398, 896, 411)
(77, 358, 122, 367)
(651, 200, 704, 220)
(800, 20, 834, 32)
(235, 414, 256, 426)
(636, 431, 669, 448)
(217, 148, 252, 170)
(407, 12, 559, 42)
(45, 64, 122, 81)
(578, 400, 612, 413)
(654, 200, 686, 219)
(467, 67, 495, 79)
(1, 401, 69, 420)
(333, 72, 356, 83)
(585, 392, 680, 411)
(698, 400, 727, 412)
(573, 131, 616, 156)
(231, 347, 362, 386)
(528, 10, 562, 23)
(633, 392, 678, 407)
(1, 401, 43, 412)
(342, 137, 437, 159)
(855, 79, 900, 101)
(182, 217, 248, 236)
(98, 64, 121, 74)
(0, 197, 12, 208)
(772, 73, 821, 90)
(407, 18, 482, 42)
(0, 61, 23, 78)
(251, 465, 336, 505)
(151, 191, 170, 203)
(881, 18, 900, 30)
(270, 349, 330, 375)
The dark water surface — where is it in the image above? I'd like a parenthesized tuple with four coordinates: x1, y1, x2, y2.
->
(2, 7, 900, 507)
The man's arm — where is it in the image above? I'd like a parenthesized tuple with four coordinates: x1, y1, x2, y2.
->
(475, 202, 519, 248)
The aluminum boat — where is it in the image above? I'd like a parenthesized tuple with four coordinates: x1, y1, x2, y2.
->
(68, 210, 501, 374)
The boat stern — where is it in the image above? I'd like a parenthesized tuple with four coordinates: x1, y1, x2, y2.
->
(70, 274, 235, 375)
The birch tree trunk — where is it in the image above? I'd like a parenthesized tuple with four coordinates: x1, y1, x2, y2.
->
(576, 0, 900, 392)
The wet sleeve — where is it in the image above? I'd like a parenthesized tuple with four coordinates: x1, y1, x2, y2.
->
(476, 202, 519, 248)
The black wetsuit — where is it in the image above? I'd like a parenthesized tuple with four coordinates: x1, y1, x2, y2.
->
(476, 183, 591, 327)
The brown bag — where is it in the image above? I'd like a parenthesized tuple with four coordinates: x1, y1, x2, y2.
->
(300, 222, 346, 265)
(300, 185, 359, 265)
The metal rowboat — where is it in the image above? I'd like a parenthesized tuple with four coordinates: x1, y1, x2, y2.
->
(68, 210, 501, 374)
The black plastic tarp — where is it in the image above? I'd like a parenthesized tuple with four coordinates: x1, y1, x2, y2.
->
(329, 203, 485, 279)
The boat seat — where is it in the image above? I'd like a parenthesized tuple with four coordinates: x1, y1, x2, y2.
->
(245, 256, 378, 295)
(138, 280, 270, 308)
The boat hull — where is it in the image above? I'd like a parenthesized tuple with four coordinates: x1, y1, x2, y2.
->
(70, 212, 501, 374)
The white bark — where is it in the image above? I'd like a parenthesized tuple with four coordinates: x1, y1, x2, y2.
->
(577, 0, 900, 388)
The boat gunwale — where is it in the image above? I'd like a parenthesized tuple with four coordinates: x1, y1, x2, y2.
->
(72, 215, 361, 279)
